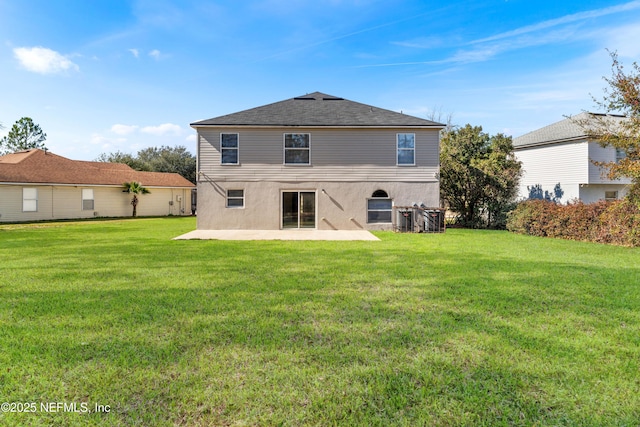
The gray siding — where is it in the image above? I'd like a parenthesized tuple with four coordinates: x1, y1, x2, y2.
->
(198, 127, 439, 182)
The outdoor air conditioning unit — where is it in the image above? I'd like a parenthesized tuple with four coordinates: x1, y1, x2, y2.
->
(93, 212, 100, 217)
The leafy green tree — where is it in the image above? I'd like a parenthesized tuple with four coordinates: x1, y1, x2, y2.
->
(137, 146, 196, 184)
(122, 181, 150, 217)
(95, 151, 151, 172)
(440, 124, 522, 228)
(97, 145, 196, 183)
(0, 117, 47, 154)
(576, 51, 640, 202)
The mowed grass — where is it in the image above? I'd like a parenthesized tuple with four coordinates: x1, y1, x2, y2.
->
(0, 217, 639, 426)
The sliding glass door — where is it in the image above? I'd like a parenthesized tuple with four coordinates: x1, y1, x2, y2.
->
(282, 191, 316, 229)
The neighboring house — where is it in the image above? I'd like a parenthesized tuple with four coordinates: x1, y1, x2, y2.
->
(514, 112, 631, 204)
(0, 149, 195, 222)
(191, 92, 444, 231)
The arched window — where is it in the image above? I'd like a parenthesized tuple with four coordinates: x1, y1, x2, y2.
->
(367, 190, 392, 223)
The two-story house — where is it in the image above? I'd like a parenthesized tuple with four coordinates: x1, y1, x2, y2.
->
(514, 112, 631, 204)
(191, 92, 444, 231)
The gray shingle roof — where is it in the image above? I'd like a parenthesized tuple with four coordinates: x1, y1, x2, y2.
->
(191, 92, 444, 128)
(514, 112, 627, 148)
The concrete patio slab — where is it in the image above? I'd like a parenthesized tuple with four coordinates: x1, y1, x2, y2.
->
(173, 229, 380, 241)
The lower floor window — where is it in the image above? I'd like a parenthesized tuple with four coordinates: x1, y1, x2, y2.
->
(604, 190, 618, 201)
(23, 188, 38, 212)
(367, 198, 392, 223)
(226, 189, 244, 208)
(82, 189, 94, 210)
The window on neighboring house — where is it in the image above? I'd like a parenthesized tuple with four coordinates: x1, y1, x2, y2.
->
(605, 191, 618, 201)
(397, 133, 415, 165)
(615, 148, 626, 163)
(367, 190, 392, 223)
(226, 189, 244, 208)
(82, 189, 94, 210)
(23, 188, 38, 212)
(284, 133, 310, 165)
(221, 133, 239, 164)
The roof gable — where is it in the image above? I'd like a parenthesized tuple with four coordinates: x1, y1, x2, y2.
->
(514, 112, 627, 148)
(191, 92, 444, 128)
(0, 149, 194, 187)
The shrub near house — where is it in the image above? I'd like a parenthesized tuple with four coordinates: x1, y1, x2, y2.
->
(507, 198, 640, 246)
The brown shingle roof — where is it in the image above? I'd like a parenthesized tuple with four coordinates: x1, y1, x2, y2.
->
(0, 149, 194, 188)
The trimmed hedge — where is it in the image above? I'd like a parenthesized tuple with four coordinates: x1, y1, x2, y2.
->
(507, 198, 640, 246)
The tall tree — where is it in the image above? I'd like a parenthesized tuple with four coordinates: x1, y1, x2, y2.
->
(440, 124, 522, 228)
(0, 117, 47, 154)
(122, 181, 150, 217)
(97, 145, 196, 184)
(95, 151, 151, 172)
(575, 51, 640, 201)
(137, 145, 196, 184)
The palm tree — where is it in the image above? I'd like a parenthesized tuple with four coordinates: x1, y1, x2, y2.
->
(122, 181, 150, 217)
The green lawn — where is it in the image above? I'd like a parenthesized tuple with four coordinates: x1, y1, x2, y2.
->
(0, 217, 638, 426)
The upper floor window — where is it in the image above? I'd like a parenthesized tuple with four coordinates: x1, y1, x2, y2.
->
(397, 133, 415, 165)
(221, 133, 239, 164)
(616, 147, 626, 163)
(284, 133, 310, 165)
(23, 188, 38, 212)
(82, 189, 94, 210)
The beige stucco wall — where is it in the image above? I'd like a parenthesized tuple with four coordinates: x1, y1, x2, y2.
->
(197, 180, 438, 231)
(0, 184, 192, 222)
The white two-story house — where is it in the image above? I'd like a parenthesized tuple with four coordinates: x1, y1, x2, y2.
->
(191, 92, 444, 231)
(514, 112, 631, 204)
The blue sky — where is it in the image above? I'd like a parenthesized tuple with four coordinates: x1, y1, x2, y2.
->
(1, 0, 640, 160)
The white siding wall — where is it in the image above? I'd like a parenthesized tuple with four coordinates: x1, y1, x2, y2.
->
(515, 140, 589, 203)
(588, 142, 633, 184)
(579, 184, 629, 204)
(515, 139, 633, 204)
(0, 184, 192, 222)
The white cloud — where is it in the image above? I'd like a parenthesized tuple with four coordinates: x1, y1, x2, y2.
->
(362, 1, 640, 69)
(141, 123, 182, 136)
(391, 36, 445, 49)
(111, 124, 139, 135)
(601, 22, 640, 58)
(149, 49, 162, 60)
(470, 0, 640, 45)
(129, 48, 140, 58)
(185, 134, 197, 143)
(90, 133, 127, 148)
(13, 46, 79, 74)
